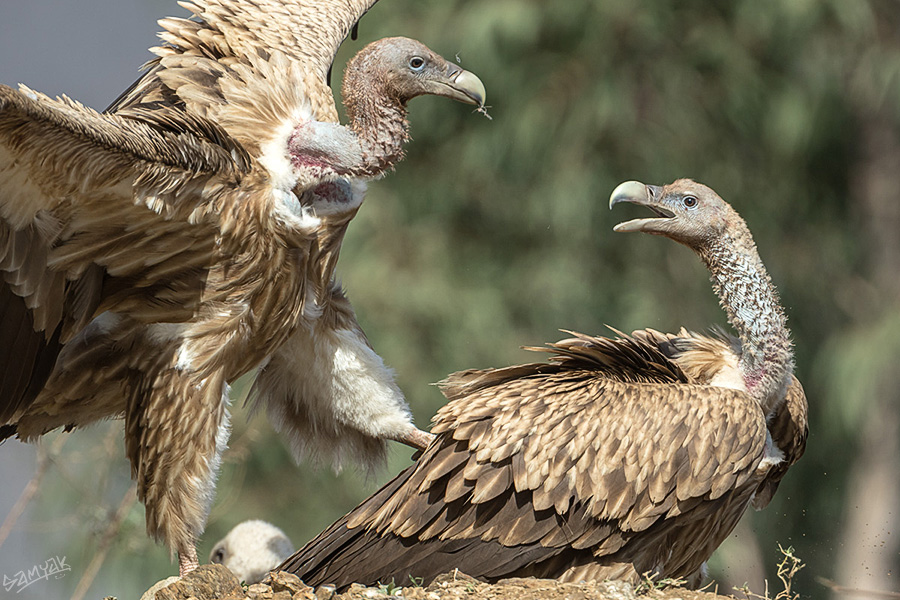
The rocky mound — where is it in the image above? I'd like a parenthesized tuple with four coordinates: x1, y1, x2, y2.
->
(131, 564, 735, 600)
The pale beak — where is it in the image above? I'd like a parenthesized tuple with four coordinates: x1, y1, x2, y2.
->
(609, 181, 673, 233)
(438, 65, 487, 107)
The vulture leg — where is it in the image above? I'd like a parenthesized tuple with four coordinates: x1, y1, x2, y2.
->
(178, 546, 200, 577)
(390, 427, 435, 451)
(125, 367, 231, 576)
(252, 296, 433, 470)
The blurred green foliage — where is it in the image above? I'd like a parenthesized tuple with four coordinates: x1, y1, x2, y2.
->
(12, 0, 900, 598)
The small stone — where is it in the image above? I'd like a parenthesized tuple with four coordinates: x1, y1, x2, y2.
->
(427, 572, 480, 591)
(247, 582, 274, 600)
(315, 584, 336, 600)
(268, 571, 310, 595)
(593, 580, 636, 600)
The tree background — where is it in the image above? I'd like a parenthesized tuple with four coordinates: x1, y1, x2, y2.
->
(0, 0, 898, 598)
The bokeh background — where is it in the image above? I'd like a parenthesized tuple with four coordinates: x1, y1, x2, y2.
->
(1, 0, 899, 598)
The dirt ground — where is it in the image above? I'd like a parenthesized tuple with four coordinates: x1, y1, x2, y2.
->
(132, 565, 746, 600)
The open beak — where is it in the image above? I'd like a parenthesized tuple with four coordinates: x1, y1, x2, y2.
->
(609, 180, 674, 233)
(435, 64, 487, 107)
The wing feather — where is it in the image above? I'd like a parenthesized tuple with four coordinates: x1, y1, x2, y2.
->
(0, 83, 246, 424)
(751, 376, 808, 509)
(109, 0, 382, 123)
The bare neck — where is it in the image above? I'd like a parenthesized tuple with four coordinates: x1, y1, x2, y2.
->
(697, 220, 794, 414)
(341, 69, 410, 177)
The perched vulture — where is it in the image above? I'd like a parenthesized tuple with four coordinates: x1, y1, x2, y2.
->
(0, 0, 486, 575)
(279, 179, 808, 588)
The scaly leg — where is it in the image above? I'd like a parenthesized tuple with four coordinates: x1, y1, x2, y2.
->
(392, 427, 435, 451)
(178, 544, 200, 576)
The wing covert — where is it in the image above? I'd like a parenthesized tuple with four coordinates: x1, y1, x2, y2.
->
(281, 360, 774, 588)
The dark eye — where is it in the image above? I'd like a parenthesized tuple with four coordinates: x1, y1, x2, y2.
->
(211, 548, 225, 563)
(683, 195, 698, 208)
(409, 56, 425, 71)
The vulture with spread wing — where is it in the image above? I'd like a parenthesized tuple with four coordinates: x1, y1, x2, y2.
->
(0, 0, 486, 574)
(279, 180, 808, 588)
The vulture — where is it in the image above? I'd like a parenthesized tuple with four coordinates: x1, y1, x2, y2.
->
(0, 0, 486, 576)
(279, 179, 809, 588)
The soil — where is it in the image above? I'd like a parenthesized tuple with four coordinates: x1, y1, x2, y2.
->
(129, 565, 742, 600)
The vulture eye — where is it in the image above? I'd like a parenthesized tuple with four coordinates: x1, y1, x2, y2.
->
(211, 548, 225, 563)
(408, 56, 426, 71)
(682, 195, 698, 208)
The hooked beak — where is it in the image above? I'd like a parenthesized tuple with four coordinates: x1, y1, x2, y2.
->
(609, 180, 673, 233)
(433, 64, 487, 107)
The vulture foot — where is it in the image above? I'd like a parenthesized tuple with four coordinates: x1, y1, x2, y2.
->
(393, 427, 435, 451)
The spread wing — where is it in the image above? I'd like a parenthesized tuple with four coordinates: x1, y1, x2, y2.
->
(0, 83, 248, 424)
(108, 0, 383, 123)
(280, 334, 770, 587)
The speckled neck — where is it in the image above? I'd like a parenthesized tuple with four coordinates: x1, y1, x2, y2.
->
(697, 218, 794, 414)
(341, 62, 410, 177)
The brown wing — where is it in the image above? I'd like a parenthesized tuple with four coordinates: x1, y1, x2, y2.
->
(107, 0, 382, 123)
(280, 334, 769, 588)
(0, 83, 246, 425)
(630, 328, 808, 510)
(752, 375, 808, 509)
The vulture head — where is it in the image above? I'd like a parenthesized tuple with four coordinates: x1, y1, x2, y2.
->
(609, 179, 739, 248)
(288, 37, 486, 181)
(343, 36, 486, 110)
(209, 520, 294, 584)
(610, 178, 792, 413)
